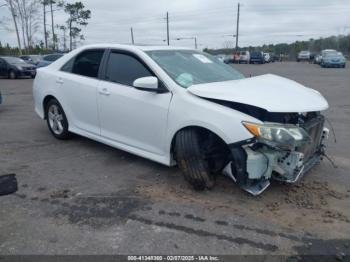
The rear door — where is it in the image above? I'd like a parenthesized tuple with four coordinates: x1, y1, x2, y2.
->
(57, 49, 106, 135)
(97, 50, 172, 155)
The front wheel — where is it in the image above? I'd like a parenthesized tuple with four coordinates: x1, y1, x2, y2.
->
(8, 70, 17, 79)
(45, 99, 71, 140)
(175, 129, 216, 190)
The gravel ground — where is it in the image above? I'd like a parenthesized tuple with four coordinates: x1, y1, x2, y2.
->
(0, 62, 349, 258)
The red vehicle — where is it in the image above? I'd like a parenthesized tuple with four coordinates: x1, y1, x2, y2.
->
(233, 52, 240, 63)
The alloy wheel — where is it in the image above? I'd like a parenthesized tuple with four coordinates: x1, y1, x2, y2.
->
(48, 104, 64, 135)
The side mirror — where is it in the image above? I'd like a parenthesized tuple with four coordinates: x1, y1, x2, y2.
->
(133, 76, 159, 92)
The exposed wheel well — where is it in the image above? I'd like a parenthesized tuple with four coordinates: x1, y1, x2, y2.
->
(171, 126, 231, 172)
(42, 95, 57, 119)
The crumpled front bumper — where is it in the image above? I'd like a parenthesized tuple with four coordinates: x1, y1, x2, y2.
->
(223, 118, 329, 196)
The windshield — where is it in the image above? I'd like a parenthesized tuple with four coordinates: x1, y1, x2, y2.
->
(324, 52, 343, 58)
(322, 50, 337, 56)
(146, 50, 244, 88)
(251, 52, 261, 56)
(3, 57, 26, 64)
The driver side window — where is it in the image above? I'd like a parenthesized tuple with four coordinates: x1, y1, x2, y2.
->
(105, 52, 153, 86)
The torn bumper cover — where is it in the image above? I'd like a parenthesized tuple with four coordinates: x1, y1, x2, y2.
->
(223, 115, 329, 196)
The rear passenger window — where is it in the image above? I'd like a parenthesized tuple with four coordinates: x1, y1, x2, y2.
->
(61, 58, 74, 72)
(71, 49, 104, 78)
(105, 52, 153, 86)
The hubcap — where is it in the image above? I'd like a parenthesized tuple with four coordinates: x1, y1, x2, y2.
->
(48, 104, 64, 135)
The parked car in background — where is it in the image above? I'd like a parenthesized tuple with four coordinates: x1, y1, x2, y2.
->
(36, 54, 64, 68)
(232, 52, 240, 63)
(269, 53, 277, 62)
(0, 56, 36, 79)
(321, 52, 346, 68)
(33, 44, 330, 195)
(314, 54, 322, 64)
(319, 49, 337, 64)
(224, 54, 234, 64)
(250, 51, 264, 64)
(19, 55, 42, 66)
(297, 50, 311, 62)
(239, 51, 250, 64)
(310, 53, 315, 62)
(263, 53, 271, 63)
(215, 54, 226, 62)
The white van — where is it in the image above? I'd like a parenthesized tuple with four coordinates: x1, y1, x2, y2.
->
(239, 51, 250, 64)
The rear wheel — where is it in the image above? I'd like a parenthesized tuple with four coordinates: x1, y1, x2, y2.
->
(45, 99, 71, 140)
(8, 70, 17, 79)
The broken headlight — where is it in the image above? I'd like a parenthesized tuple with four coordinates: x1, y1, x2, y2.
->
(242, 121, 311, 150)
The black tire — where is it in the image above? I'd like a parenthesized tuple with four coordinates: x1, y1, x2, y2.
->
(8, 70, 17, 79)
(45, 99, 71, 140)
(175, 129, 215, 190)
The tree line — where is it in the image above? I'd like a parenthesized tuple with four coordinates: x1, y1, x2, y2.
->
(0, 0, 91, 55)
(205, 35, 350, 59)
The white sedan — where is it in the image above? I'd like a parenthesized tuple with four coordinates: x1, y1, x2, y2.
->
(33, 44, 329, 195)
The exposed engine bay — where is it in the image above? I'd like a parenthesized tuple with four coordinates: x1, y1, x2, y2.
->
(214, 100, 330, 195)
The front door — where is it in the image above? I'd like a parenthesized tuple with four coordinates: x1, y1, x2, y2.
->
(98, 51, 172, 155)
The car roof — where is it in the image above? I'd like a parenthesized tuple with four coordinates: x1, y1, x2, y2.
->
(0, 56, 20, 58)
(75, 43, 193, 52)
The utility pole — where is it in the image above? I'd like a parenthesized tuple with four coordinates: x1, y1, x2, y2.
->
(50, 0, 55, 50)
(8, 0, 22, 55)
(130, 27, 134, 45)
(194, 37, 197, 49)
(166, 12, 170, 45)
(43, 2, 47, 48)
(235, 2, 240, 51)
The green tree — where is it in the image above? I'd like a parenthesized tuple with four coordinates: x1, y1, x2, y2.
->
(63, 1, 91, 51)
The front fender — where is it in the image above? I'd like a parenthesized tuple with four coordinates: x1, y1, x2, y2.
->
(165, 91, 260, 155)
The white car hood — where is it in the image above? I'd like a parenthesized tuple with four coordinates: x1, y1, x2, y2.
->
(187, 74, 329, 113)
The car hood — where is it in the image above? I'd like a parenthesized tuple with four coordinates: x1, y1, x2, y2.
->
(187, 74, 329, 113)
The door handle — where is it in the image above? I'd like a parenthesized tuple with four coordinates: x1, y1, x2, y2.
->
(99, 88, 111, 96)
(56, 78, 64, 84)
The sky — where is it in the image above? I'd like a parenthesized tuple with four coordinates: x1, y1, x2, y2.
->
(0, 0, 349, 49)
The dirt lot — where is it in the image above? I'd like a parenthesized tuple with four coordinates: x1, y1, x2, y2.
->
(0, 62, 349, 258)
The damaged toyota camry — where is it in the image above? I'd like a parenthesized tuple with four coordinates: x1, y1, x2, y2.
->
(33, 44, 329, 195)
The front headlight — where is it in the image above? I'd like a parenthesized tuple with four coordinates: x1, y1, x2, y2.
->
(16, 66, 23, 70)
(242, 122, 311, 150)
